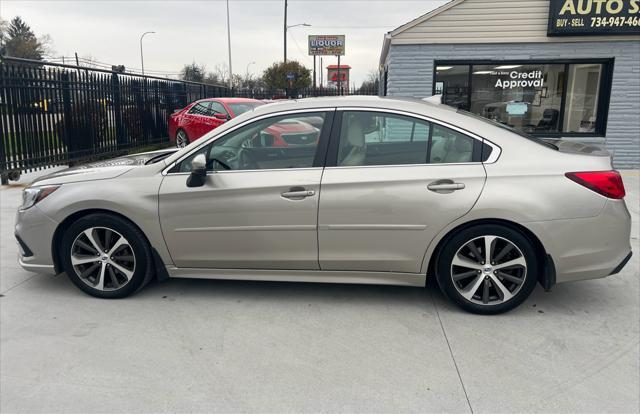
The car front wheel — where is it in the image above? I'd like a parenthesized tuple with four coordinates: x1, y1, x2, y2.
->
(60, 213, 153, 298)
(435, 224, 539, 314)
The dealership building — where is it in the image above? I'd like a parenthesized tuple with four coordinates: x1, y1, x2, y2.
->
(379, 0, 640, 168)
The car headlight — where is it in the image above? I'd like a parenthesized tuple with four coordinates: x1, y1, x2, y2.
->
(20, 185, 60, 211)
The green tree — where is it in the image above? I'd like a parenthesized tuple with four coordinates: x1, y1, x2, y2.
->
(262, 61, 311, 90)
(0, 16, 50, 60)
(180, 62, 206, 83)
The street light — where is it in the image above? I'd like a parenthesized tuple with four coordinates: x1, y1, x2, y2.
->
(139, 31, 155, 76)
(287, 23, 311, 29)
(284, 23, 311, 63)
(226, 0, 233, 90)
(246, 61, 256, 78)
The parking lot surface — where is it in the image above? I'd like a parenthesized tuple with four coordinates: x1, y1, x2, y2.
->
(1, 171, 638, 413)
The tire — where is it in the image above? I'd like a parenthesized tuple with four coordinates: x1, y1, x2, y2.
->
(435, 224, 539, 314)
(175, 129, 189, 148)
(60, 213, 154, 299)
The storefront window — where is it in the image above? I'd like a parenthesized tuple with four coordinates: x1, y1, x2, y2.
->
(563, 64, 603, 133)
(434, 61, 610, 136)
(469, 64, 565, 133)
(434, 65, 470, 110)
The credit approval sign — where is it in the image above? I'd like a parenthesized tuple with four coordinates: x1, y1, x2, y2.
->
(308, 35, 345, 56)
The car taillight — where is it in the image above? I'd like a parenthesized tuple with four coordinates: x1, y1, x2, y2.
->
(565, 170, 625, 199)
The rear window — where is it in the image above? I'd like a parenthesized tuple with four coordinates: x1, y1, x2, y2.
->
(457, 109, 558, 150)
(228, 102, 264, 116)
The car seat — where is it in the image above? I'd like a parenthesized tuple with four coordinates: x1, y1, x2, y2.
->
(341, 117, 366, 166)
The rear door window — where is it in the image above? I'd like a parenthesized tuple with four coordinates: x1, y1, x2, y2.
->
(337, 112, 431, 166)
(335, 111, 485, 166)
(188, 102, 211, 116)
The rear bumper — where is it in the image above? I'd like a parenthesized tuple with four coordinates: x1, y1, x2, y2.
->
(610, 251, 633, 276)
(527, 199, 632, 283)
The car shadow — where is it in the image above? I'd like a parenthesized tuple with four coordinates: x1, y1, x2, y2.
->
(25, 270, 636, 317)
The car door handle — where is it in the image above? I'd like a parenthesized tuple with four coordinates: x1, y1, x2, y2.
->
(281, 189, 315, 199)
(427, 181, 465, 192)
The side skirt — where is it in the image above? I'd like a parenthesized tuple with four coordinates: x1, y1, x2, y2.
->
(166, 267, 426, 287)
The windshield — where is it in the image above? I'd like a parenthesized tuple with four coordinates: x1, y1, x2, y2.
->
(457, 109, 558, 150)
(229, 102, 264, 116)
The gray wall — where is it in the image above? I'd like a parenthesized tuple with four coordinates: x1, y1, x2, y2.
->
(384, 41, 640, 169)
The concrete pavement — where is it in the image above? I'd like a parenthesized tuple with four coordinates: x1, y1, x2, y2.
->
(1, 171, 638, 413)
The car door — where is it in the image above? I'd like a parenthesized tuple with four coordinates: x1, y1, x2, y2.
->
(183, 101, 212, 139)
(159, 109, 334, 270)
(200, 100, 228, 134)
(318, 109, 489, 274)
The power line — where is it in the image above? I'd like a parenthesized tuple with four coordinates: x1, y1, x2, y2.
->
(287, 31, 313, 65)
(48, 56, 182, 76)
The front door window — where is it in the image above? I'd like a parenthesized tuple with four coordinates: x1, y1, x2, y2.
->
(176, 112, 327, 172)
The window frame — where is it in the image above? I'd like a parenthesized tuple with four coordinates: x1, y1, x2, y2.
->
(432, 58, 614, 138)
(208, 100, 228, 117)
(187, 101, 212, 116)
(165, 108, 336, 175)
(324, 108, 498, 168)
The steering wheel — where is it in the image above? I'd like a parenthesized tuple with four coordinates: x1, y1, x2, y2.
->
(237, 147, 259, 169)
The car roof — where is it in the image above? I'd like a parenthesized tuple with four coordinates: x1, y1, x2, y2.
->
(204, 97, 264, 104)
(251, 95, 458, 119)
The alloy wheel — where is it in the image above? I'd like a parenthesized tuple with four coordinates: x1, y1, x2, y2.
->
(450, 235, 527, 305)
(176, 131, 187, 148)
(70, 227, 136, 291)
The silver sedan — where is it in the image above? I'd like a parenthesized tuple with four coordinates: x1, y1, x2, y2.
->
(15, 96, 632, 314)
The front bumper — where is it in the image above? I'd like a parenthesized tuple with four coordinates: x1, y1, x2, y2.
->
(15, 205, 59, 275)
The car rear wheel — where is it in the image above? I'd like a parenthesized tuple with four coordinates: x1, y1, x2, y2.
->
(60, 213, 154, 298)
(176, 129, 189, 148)
(435, 224, 539, 314)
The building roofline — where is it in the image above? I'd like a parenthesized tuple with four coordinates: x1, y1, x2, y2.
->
(379, 0, 466, 67)
(389, 0, 465, 36)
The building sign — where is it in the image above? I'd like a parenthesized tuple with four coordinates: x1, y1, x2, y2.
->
(548, 0, 640, 36)
(494, 70, 544, 89)
(308, 35, 346, 56)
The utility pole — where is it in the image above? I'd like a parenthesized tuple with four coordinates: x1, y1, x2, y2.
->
(313, 55, 316, 94)
(284, 0, 288, 64)
(226, 0, 233, 91)
(337, 55, 341, 96)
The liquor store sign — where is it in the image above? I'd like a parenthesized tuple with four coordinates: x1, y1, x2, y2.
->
(547, 0, 640, 35)
(308, 35, 345, 56)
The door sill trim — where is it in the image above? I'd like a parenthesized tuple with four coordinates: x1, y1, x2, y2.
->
(166, 267, 426, 287)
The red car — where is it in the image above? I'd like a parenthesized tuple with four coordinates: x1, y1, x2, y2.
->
(255, 117, 322, 147)
(169, 98, 264, 148)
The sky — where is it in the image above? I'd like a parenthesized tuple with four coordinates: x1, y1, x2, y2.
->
(1, 0, 447, 86)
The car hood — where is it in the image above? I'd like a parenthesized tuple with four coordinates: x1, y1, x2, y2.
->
(30, 148, 177, 186)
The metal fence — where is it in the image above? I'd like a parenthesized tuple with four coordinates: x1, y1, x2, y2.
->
(0, 56, 378, 182)
(0, 56, 230, 182)
(234, 85, 379, 100)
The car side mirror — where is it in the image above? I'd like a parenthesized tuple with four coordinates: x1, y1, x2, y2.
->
(186, 153, 207, 187)
(214, 112, 229, 121)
